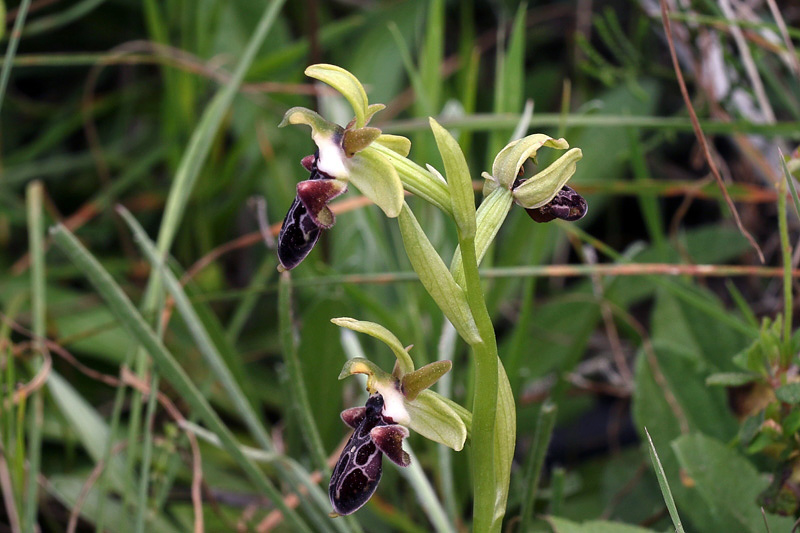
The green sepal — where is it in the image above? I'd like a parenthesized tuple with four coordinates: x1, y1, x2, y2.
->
(279, 106, 342, 138)
(305, 64, 370, 128)
(512, 147, 583, 209)
(347, 146, 404, 218)
(484, 134, 570, 193)
(429, 118, 476, 238)
(338, 357, 394, 393)
(375, 134, 412, 157)
(331, 317, 415, 376)
(370, 142, 452, 214)
(401, 360, 452, 401)
(397, 203, 480, 344)
(404, 389, 467, 451)
(342, 127, 382, 157)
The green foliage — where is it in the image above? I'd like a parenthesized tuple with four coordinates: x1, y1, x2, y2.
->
(4, 1, 800, 531)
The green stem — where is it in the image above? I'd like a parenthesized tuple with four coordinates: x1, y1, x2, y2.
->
(134, 373, 160, 533)
(0, 0, 32, 115)
(778, 179, 793, 365)
(24, 181, 44, 533)
(278, 273, 330, 474)
(459, 236, 500, 532)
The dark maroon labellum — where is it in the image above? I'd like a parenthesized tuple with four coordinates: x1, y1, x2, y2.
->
(329, 393, 410, 516)
(277, 153, 344, 270)
(524, 185, 587, 223)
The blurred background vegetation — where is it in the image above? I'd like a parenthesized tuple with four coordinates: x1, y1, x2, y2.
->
(2, 0, 800, 531)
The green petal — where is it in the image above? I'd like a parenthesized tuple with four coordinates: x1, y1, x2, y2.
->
(364, 103, 386, 125)
(342, 127, 382, 157)
(512, 148, 583, 209)
(347, 147, 404, 218)
(488, 134, 570, 190)
(338, 357, 394, 393)
(331, 318, 415, 376)
(279, 106, 342, 138)
(374, 134, 411, 157)
(305, 64, 370, 128)
(405, 390, 467, 451)
(402, 361, 452, 401)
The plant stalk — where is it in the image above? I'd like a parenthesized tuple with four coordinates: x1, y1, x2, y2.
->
(458, 236, 501, 532)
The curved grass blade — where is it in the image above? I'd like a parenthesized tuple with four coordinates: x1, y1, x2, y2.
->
(50, 224, 314, 533)
(645, 428, 684, 533)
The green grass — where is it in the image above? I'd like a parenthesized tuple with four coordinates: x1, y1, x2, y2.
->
(3, 1, 800, 531)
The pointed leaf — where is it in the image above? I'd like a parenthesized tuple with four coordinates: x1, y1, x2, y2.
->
(397, 204, 479, 344)
(429, 117, 476, 238)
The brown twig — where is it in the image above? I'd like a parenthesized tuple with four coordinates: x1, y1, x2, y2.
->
(765, 0, 800, 79)
(66, 441, 128, 533)
(659, 0, 765, 263)
(1, 342, 52, 411)
(0, 313, 205, 532)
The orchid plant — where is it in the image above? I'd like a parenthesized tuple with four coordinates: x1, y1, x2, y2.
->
(276, 64, 586, 531)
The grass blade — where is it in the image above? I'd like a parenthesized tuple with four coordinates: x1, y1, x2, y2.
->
(23, 181, 45, 532)
(645, 428, 685, 533)
(50, 224, 314, 533)
(278, 272, 331, 474)
(119, 209, 347, 531)
(519, 401, 557, 531)
(0, 0, 32, 115)
(402, 445, 455, 533)
(117, 207, 275, 452)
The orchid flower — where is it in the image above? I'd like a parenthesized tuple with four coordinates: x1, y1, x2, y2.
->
(328, 318, 470, 516)
(276, 65, 410, 271)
